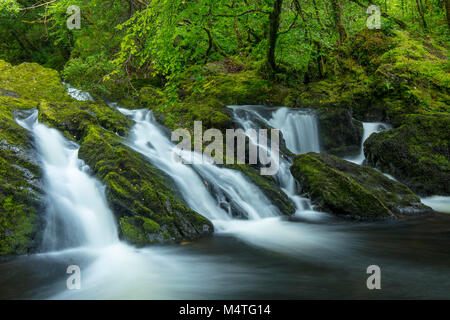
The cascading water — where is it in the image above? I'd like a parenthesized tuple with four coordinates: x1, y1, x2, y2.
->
(15, 110, 118, 250)
(346, 122, 390, 165)
(3, 86, 449, 299)
(63, 82, 95, 101)
(229, 105, 327, 221)
(267, 107, 321, 154)
(117, 107, 341, 253)
(118, 108, 279, 222)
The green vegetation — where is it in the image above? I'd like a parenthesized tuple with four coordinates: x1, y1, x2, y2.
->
(0, 61, 44, 256)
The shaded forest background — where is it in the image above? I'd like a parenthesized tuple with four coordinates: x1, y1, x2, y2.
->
(0, 0, 448, 101)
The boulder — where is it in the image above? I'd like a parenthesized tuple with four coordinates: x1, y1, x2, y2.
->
(365, 113, 450, 196)
(290, 152, 432, 219)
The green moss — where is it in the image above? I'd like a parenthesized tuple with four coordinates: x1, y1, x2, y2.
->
(293, 30, 449, 127)
(365, 113, 450, 196)
(0, 195, 37, 256)
(0, 63, 46, 256)
(291, 153, 430, 219)
(0, 61, 69, 103)
(77, 125, 213, 246)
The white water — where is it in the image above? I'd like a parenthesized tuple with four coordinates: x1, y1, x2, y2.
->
(63, 83, 95, 101)
(346, 122, 390, 165)
(229, 106, 327, 221)
(117, 107, 343, 253)
(118, 108, 279, 222)
(421, 196, 450, 214)
(12, 89, 347, 299)
(229, 106, 321, 154)
(16, 110, 118, 250)
(267, 107, 321, 154)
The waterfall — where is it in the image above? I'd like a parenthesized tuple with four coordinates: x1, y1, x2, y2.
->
(229, 106, 327, 221)
(118, 108, 279, 222)
(15, 110, 118, 250)
(346, 122, 390, 165)
(230, 106, 321, 154)
(268, 107, 321, 154)
(63, 82, 95, 101)
(421, 196, 450, 214)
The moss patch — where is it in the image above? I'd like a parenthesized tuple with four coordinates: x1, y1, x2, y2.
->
(291, 153, 431, 219)
(365, 113, 450, 196)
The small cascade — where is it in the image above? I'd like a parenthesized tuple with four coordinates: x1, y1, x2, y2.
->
(346, 122, 390, 165)
(229, 106, 327, 221)
(267, 107, 321, 154)
(118, 108, 279, 222)
(15, 110, 118, 250)
(63, 82, 95, 101)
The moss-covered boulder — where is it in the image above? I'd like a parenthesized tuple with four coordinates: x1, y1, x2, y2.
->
(78, 126, 213, 245)
(290, 153, 431, 219)
(365, 114, 450, 196)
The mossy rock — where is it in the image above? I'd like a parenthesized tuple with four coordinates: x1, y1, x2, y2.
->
(365, 113, 450, 196)
(0, 64, 48, 256)
(290, 153, 431, 219)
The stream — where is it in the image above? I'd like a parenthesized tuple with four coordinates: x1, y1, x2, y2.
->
(1, 88, 449, 300)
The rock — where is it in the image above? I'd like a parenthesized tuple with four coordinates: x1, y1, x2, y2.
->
(365, 114, 450, 196)
(290, 152, 432, 219)
(318, 108, 363, 157)
(78, 126, 213, 245)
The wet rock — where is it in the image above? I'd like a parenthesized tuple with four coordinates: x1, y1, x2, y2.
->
(365, 114, 450, 196)
(318, 109, 363, 157)
(291, 152, 432, 219)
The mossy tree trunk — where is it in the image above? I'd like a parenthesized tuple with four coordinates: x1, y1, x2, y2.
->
(330, 0, 347, 46)
(445, 0, 450, 29)
(415, 0, 428, 29)
(266, 0, 284, 76)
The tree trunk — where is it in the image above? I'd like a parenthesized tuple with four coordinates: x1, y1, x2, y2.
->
(330, 0, 347, 46)
(445, 0, 450, 29)
(266, 0, 283, 75)
(416, 0, 428, 29)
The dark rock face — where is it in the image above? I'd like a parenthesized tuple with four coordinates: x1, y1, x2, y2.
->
(318, 109, 363, 157)
(365, 114, 450, 196)
(290, 153, 432, 219)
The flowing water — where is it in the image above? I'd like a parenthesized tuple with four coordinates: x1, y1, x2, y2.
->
(228, 105, 328, 222)
(1, 93, 449, 299)
(345, 122, 391, 165)
(15, 110, 118, 250)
